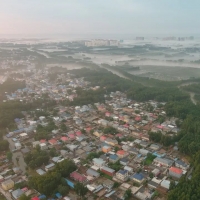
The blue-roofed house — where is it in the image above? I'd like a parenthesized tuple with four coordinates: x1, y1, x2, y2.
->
(116, 169, 129, 181)
(109, 154, 119, 163)
(39, 194, 46, 199)
(120, 157, 129, 166)
(55, 193, 62, 199)
(131, 173, 145, 184)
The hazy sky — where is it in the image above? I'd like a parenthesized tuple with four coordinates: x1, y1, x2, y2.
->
(0, 0, 199, 37)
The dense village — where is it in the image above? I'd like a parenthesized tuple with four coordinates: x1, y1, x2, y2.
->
(0, 66, 190, 200)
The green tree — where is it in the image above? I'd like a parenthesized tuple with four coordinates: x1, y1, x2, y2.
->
(124, 189, 132, 200)
(6, 151, 12, 161)
(58, 184, 69, 196)
(74, 183, 88, 199)
(19, 194, 30, 200)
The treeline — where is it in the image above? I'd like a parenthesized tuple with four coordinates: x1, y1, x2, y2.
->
(127, 86, 189, 102)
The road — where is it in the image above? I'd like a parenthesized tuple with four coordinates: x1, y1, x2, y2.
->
(0, 185, 12, 200)
(3, 136, 27, 174)
(178, 82, 198, 105)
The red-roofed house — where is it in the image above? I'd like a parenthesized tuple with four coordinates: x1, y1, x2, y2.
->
(157, 125, 164, 130)
(40, 139, 46, 143)
(85, 127, 92, 133)
(68, 134, 76, 140)
(117, 150, 128, 158)
(75, 131, 82, 136)
(100, 135, 107, 142)
(135, 116, 141, 122)
(48, 139, 57, 145)
(70, 171, 87, 183)
(61, 136, 68, 142)
(116, 133, 123, 138)
(169, 167, 183, 178)
(123, 124, 129, 128)
(31, 197, 40, 200)
(105, 112, 111, 117)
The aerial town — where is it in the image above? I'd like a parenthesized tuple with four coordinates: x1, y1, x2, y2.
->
(0, 59, 190, 200)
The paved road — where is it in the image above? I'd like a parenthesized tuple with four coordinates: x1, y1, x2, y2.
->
(0, 186, 12, 200)
(3, 136, 27, 174)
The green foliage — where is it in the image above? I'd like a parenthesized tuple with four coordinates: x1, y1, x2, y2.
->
(24, 148, 49, 169)
(103, 126, 118, 135)
(124, 189, 132, 200)
(144, 153, 156, 165)
(86, 152, 104, 161)
(18, 194, 30, 200)
(74, 183, 88, 198)
(108, 160, 122, 171)
(149, 132, 177, 146)
(0, 140, 9, 152)
(14, 181, 27, 190)
(6, 151, 12, 161)
(55, 159, 77, 177)
(28, 160, 76, 196)
(113, 182, 120, 188)
(57, 184, 69, 196)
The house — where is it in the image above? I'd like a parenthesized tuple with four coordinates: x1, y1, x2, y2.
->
(131, 173, 145, 184)
(109, 154, 119, 163)
(19, 133, 28, 140)
(175, 159, 189, 170)
(45, 163, 55, 171)
(140, 141, 148, 148)
(160, 180, 170, 190)
(70, 171, 87, 183)
(100, 135, 107, 142)
(101, 166, 115, 176)
(154, 157, 174, 167)
(105, 138, 118, 146)
(1, 179, 14, 191)
(40, 143, 47, 150)
(116, 170, 129, 181)
(86, 168, 100, 178)
(15, 142, 22, 150)
(93, 130, 103, 138)
(93, 158, 105, 168)
(169, 167, 183, 179)
(102, 146, 111, 153)
(150, 144, 160, 151)
(61, 136, 68, 143)
(120, 157, 129, 166)
(139, 149, 149, 156)
(32, 141, 40, 148)
(152, 168, 160, 177)
(36, 169, 46, 175)
(117, 150, 128, 158)
(124, 166, 133, 173)
(48, 139, 57, 145)
(12, 189, 24, 200)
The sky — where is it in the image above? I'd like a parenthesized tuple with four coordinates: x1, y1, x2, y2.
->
(0, 0, 199, 38)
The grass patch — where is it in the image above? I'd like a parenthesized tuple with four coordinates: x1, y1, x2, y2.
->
(144, 153, 156, 165)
